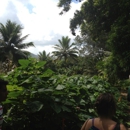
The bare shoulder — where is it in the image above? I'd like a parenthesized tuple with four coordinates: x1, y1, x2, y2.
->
(80, 119, 92, 130)
(120, 123, 127, 130)
(87, 119, 93, 126)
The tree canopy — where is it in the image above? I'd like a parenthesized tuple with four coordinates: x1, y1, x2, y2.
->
(38, 50, 50, 61)
(58, 0, 130, 79)
(0, 20, 34, 65)
(52, 36, 78, 62)
(58, 0, 83, 14)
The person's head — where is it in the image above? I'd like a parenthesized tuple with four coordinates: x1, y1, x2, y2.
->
(0, 79, 8, 102)
(95, 93, 116, 118)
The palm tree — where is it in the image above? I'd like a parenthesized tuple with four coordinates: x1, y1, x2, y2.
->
(0, 20, 34, 65)
(52, 36, 78, 62)
(38, 50, 50, 61)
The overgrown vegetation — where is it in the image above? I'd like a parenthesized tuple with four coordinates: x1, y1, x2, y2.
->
(0, 0, 130, 129)
(2, 59, 129, 130)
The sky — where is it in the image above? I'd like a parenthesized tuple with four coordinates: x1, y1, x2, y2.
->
(0, 0, 83, 55)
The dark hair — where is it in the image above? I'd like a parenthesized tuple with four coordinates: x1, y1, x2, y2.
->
(0, 79, 8, 88)
(95, 93, 116, 118)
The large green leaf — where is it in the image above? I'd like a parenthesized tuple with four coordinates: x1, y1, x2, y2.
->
(7, 91, 22, 98)
(38, 88, 53, 93)
(56, 84, 66, 90)
(26, 101, 43, 113)
(37, 61, 46, 67)
(61, 105, 71, 112)
(18, 59, 30, 67)
(41, 69, 54, 77)
(51, 103, 62, 113)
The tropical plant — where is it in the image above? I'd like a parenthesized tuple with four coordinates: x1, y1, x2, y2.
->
(69, 0, 130, 79)
(38, 50, 50, 61)
(1, 59, 129, 129)
(58, 0, 130, 80)
(52, 36, 78, 62)
(0, 20, 34, 66)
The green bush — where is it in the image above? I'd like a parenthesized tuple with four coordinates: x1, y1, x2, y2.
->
(2, 59, 129, 130)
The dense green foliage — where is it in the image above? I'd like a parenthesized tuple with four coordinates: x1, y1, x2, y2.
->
(58, 0, 83, 14)
(1, 59, 129, 130)
(0, 1, 130, 129)
(58, 0, 130, 80)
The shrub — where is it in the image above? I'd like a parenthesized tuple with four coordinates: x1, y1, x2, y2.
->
(2, 59, 129, 129)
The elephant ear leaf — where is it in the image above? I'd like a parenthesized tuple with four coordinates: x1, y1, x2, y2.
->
(56, 85, 65, 90)
(26, 101, 43, 113)
(19, 59, 30, 67)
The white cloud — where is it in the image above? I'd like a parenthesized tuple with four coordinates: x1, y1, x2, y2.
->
(0, 0, 83, 54)
(0, 1, 8, 16)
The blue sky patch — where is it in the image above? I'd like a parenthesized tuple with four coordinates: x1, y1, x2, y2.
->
(26, 3, 34, 13)
(72, 0, 80, 3)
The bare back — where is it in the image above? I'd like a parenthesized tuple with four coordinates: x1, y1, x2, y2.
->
(81, 118, 126, 130)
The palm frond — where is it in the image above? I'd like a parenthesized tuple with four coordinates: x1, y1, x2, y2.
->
(0, 20, 33, 65)
(0, 23, 8, 41)
(16, 42, 34, 49)
(15, 34, 30, 45)
(52, 36, 78, 61)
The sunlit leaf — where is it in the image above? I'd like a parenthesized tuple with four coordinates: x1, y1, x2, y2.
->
(56, 84, 66, 90)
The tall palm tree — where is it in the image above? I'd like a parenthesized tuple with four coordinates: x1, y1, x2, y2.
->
(38, 50, 50, 61)
(0, 20, 34, 65)
(52, 36, 78, 62)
